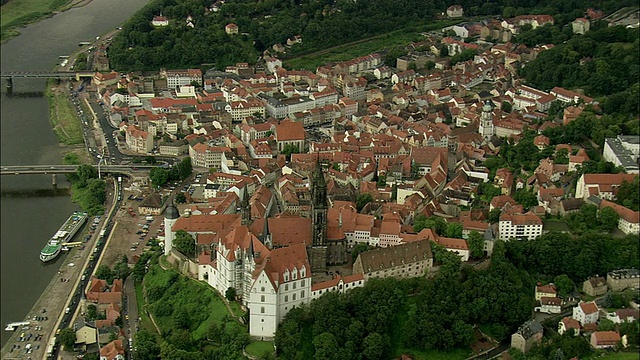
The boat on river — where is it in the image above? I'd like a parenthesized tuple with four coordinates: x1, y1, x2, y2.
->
(40, 211, 87, 262)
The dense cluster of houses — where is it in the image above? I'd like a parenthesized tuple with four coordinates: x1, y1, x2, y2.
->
(86, 5, 640, 343)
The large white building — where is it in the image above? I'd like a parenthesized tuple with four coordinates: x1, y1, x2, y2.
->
(189, 143, 230, 169)
(499, 211, 543, 240)
(479, 101, 495, 141)
(164, 69, 203, 89)
(575, 173, 636, 200)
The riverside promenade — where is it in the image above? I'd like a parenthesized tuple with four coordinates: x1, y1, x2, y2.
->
(0, 179, 118, 360)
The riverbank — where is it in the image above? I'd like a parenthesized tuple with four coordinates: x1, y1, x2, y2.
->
(1, 0, 93, 43)
(45, 80, 85, 146)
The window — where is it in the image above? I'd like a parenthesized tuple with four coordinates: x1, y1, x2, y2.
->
(301, 279, 305, 286)
(285, 284, 288, 291)
(261, 286, 265, 292)
(261, 295, 265, 302)
(301, 290, 305, 298)
(285, 295, 288, 302)
(293, 282, 297, 290)
(261, 307, 265, 314)
(293, 293, 296, 301)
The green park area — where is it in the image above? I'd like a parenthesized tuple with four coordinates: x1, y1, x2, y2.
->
(244, 341, 274, 357)
(1, 0, 73, 41)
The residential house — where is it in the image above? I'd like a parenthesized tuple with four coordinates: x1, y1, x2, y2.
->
(137, 193, 164, 216)
(225, 23, 239, 35)
(511, 320, 543, 354)
(100, 339, 125, 360)
(164, 68, 203, 88)
(573, 301, 599, 325)
(572, 18, 590, 34)
(537, 297, 562, 314)
(558, 317, 581, 336)
(582, 276, 607, 297)
(447, 5, 464, 18)
(606, 309, 640, 324)
(590, 331, 621, 349)
(535, 284, 557, 301)
(152, 16, 169, 27)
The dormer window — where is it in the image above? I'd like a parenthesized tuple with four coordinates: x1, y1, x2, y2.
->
(292, 269, 297, 280)
(301, 266, 306, 277)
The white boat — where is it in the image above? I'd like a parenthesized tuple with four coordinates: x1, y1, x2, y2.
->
(40, 212, 87, 262)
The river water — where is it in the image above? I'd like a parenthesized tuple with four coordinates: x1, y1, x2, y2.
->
(0, 0, 149, 347)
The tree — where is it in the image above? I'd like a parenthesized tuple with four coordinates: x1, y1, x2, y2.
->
(514, 189, 538, 210)
(502, 101, 513, 113)
(95, 264, 115, 285)
(175, 192, 187, 204)
(555, 148, 570, 164)
(351, 243, 373, 261)
(76, 164, 98, 186)
(489, 208, 502, 223)
(58, 328, 76, 351)
(598, 206, 620, 232)
(468, 231, 484, 259)
(149, 167, 169, 188)
(114, 256, 131, 280)
(174, 230, 196, 257)
(225, 287, 237, 301)
(554, 274, 575, 298)
(145, 156, 157, 164)
(206, 321, 222, 343)
(356, 193, 373, 212)
(115, 316, 123, 328)
(616, 176, 639, 210)
(313, 332, 339, 360)
(86, 304, 97, 321)
(362, 332, 387, 360)
(445, 222, 463, 238)
(281, 144, 300, 160)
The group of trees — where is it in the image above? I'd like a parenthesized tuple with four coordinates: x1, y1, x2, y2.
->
(68, 164, 106, 215)
(149, 158, 192, 188)
(140, 263, 249, 360)
(520, 25, 640, 117)
(276, 241, 536, 359)
(94, 255, 131, 284)
(565, 204, 620, 234)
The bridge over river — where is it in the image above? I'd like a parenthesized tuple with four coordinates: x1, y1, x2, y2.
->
(0, 164, 154, 177)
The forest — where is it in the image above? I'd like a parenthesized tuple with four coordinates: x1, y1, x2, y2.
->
(107, 0, 638, 72)
(274, 233, 639, 359)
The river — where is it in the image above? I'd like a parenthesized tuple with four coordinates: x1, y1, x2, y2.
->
(0, 0, 149, 347)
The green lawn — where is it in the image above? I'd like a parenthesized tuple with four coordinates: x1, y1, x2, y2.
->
(393, 348, 470, 360)
(245, 341, 274, 357)
(596, 352, 640, 360)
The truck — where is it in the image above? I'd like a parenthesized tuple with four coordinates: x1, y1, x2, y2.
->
(46, 337, 56, 357)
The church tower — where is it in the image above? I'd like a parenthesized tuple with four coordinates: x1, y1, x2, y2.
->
(308, 155, 329, 271)
(163, 202, 180, 256)
(479, 100, 494, 142)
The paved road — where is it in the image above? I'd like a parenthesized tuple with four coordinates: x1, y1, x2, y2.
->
(124, 276, 139, 355)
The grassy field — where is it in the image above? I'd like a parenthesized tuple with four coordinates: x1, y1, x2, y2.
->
(283, 20, 459, 71)
(1, 0, 72, 41)
(45, 81, 84, 145)
(245, 341, 274, 357)
(596, 352, 640, 360)
(393, 348, 470, 360)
